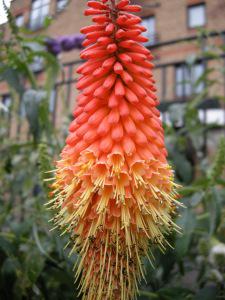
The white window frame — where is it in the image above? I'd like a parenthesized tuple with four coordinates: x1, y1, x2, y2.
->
(141, 15, 157, 45)
(15, 14, 24, 27)
(2, 95, 12, 110)
(175, 62, 205, 98)
(57, 0, 68, 12)
(1, 94, 12, 122)
(205, 109, 225, 126)
(188, 3, 206, 28)
(30, 0, 50, 30)
(27, 42, 44, 73)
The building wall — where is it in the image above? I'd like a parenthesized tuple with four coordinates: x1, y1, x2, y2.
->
(6, 0, 225, 65)
(1, 0, 225, 139)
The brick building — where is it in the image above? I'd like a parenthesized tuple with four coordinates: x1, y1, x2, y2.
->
(1, 0, 225, 144)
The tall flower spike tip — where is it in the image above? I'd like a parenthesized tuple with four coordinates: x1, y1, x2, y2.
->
(48, 1, 182, 299)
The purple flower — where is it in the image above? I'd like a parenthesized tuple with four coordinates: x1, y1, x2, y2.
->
(46, 38, 62, 55)
(74, 35, 84, 49)
(60, 36, 76, 51)
(46, 35, 84, 54)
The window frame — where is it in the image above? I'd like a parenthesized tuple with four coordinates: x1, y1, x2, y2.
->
(1, 94, 12, 136)
(187, 3, 206, 29)
(141, 15, 157, 46)
(15, 14, 24, 27)
(174, 62, 205, 99)
(29, 0, 50, 31)
(2, 94, 12, 110)
(205, 108, 225, 126)
(1, 94, 12, 117)
(56, 0, 68, 12)
(27, 42, 45, 73)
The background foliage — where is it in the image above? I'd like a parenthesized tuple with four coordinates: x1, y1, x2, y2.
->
(0, 12, 225, 300)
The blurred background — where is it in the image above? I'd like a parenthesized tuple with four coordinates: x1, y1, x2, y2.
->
(0, 0, 225, 299)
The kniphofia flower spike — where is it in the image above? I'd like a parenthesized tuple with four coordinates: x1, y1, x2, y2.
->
(48, 1, 182, 299)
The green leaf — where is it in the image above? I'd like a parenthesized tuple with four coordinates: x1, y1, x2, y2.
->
(1, 257, 18, 278)
(0, 236, 15, 256)
(207, 137, 225, 183)
(207, 188, 222, 236)
(33, 224, 58, 265)
(189, 191, 204, 207)
(43, 16, 53, 28)
(194, 285, 218, 300)
(139, 287, 193, 300)
(0, 66, 24, 96)
(25, 251, 45, 284)
(175, 208, 196, 259)
(38, 143, 53, 194)
(156, 287, 193, 300)
(38, 97, 52, 139)
(179, 186, 201, 197)
(22, 89, 47, 141)
(172, 151, 193, 184)
(139, 291, 159, 299)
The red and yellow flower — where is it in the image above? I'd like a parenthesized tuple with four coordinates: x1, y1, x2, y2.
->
(48, 1, 181, 299)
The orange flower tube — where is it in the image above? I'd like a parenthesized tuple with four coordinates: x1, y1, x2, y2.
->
(48, 1, 181, 299)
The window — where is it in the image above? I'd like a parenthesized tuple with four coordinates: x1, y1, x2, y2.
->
(141, 16, 157, 45)
(26, 42, 44, 72)
(30, 0, 50, 30)
(49, 90, 56, 113)
(2, 95, 11, 107)
(199, 109, 225, 125)
(188, 4, 206, 28)
(30, 56, 43, 72)
(15, 14, 24, 27)
(57, 0, 68, 11)
(1, 95, 12, 119)
(205, 109, 225, 125)
(1, 95, 12, 136)
(192, 63, 205, 93)
(20, 99, 26, 117)
(175, 63, 205, 98)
